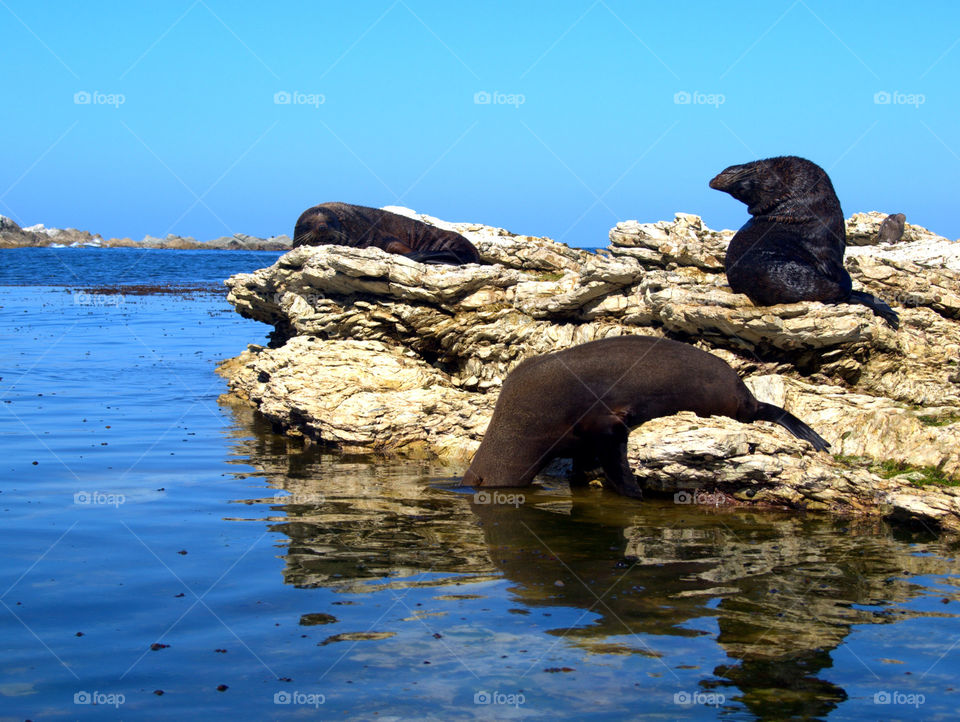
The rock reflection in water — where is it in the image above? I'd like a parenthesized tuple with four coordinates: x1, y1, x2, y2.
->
(224, 404, 960, 719)
(472, 496, 960, 718)
(223, 405, 495, 590)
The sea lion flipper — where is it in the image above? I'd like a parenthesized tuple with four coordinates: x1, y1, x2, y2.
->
(754, 402, 830, 452)
(595, 438, 643, 499)
(848, 290, 900, 329)
(570, 446, 599, 487)
(403, 249, 469, 265)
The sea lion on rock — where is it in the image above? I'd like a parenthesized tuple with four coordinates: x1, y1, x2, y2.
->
(461, 335, 829, 499)
(877, 213, 906, 244)
(709, 156, 899, 329)
(293, 202, 481, 265)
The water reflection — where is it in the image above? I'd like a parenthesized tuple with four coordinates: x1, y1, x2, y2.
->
(223, 403, 960, 719)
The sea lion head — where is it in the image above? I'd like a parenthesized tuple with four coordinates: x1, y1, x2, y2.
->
(709, 156, 839, 221)
(293, 206, 349, 247)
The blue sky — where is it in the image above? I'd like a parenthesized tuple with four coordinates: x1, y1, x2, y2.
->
(2, 1, 958, 246)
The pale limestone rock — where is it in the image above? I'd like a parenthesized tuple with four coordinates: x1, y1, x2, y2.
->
(846, 211, 960, 270)
(221, 210, 960, 532)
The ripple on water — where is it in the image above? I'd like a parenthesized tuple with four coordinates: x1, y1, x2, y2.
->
(2, 262, 960, 719)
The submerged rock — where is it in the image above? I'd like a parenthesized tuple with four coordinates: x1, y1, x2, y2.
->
(220, 208, 960, 532)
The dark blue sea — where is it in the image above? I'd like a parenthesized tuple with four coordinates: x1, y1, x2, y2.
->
(1, 247, 959, 720)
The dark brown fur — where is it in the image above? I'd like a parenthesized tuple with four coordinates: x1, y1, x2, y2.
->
(461, 335, 829, 498)
(877, 213, 906, 243)
(293, 202, 481, 265)
(709, 156, 899, 328)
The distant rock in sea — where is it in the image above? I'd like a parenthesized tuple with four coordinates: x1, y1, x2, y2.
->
(0, 215, 291, 251)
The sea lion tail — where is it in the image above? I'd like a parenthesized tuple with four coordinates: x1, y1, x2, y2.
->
(848, 290, 900, 330)
(753, 402, 830, 453)
(403, 249, 470, 266)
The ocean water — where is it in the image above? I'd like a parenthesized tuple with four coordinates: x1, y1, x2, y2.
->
(1, 248, 959, 720)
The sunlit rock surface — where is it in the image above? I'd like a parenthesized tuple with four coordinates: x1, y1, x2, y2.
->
(221, 208, 960, 532)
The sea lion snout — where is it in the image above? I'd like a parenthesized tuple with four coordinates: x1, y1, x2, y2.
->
(709, 164, 765, 206)
(708, 169, 733, 191)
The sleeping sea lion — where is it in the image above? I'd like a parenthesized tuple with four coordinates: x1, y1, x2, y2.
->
(293, 202, 481, 265)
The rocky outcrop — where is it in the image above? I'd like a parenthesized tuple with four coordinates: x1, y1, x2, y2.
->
(0, 215, 291, 250)
(220, 208, 960, 532)
(845, 211, 960, 270)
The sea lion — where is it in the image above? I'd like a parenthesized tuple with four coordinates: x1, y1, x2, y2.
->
(877, 213, 906, 244)
(460, 335, 829, 498)
(293, 202, 481, 265)
(709, 156, 899, 329)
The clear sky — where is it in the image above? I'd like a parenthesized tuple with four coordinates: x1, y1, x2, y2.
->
(2, 1, 958, 246)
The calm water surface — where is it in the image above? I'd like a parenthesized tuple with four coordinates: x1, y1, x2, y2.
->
(1, 248, 959, 720)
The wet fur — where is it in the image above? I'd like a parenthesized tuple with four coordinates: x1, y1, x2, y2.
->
(293, 202, 481, 265)
(709, 156, 899, 328)
(461, 335, 829, 498)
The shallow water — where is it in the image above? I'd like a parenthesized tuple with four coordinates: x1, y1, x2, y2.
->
(2, 250, 960, 720)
